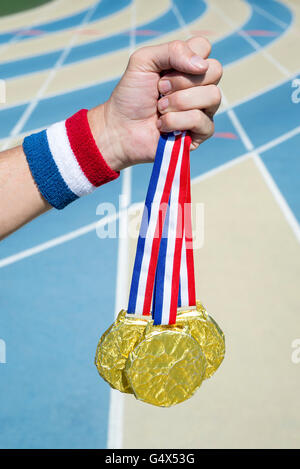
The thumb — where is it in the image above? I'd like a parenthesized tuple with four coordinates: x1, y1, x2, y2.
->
(128, 39, 209, 75)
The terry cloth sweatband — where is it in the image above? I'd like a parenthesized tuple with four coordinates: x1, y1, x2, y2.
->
(23, 109, 120, 210)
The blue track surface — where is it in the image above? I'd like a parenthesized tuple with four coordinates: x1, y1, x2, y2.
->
(0, 0, 292, 139)
(0, 0, 298, 449)
(262, 133, 300, 223)
(0, 0, 207, 80)
(0, 0, 132, 44)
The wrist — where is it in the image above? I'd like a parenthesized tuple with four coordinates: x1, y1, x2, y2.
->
(88, 103, 125, 172)
(23, 109, 119, 210)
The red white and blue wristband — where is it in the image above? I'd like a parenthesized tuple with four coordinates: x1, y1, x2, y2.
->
(23, 109, 119, 210)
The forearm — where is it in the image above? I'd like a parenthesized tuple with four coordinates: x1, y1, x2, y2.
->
(0, 37, 222, 241)
(0, 145, 51, 240)
(0, 105, 117, 239)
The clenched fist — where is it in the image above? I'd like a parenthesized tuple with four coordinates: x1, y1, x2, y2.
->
(88, 36, 222, 171)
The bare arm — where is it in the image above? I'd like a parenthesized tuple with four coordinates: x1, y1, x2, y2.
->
(0, 37, 222, 240)
(0, 145, 50, 240)
(0, 104, 118, 240)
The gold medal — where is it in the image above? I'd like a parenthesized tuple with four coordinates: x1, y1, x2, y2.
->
(95, 310, 148, 393)
(176, 301, 225, 379)
(125, 322, 207, 407)
(95, 301, 225, 405)
(95, 133, 225, 406)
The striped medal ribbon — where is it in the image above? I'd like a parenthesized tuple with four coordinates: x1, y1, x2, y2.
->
(127, 131, 196, 325)
(152, 142, 196, 325)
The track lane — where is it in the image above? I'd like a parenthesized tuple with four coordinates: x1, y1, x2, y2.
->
(0, 0, 169, 63)
(0, 0, 298, 450)
(0, 0, 131, 44)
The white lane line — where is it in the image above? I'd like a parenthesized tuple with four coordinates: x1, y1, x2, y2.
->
(257, 125, 300, 154)
(210, 4, 299, 242)
(1, 0, 169, 85)
(226, 105, 253, 151)
(222, 91, 300, 243)
(0, 0, 291, 114)
(251, 3, 289, 29)
(223, 85, 300, 243)
(172, 2, 254, 154)
(0, 0, 71, 29)
(1, 124, 299, 270)
(171, 0, 194, 38)
(161, 0, 300, 244)
(0, 2, 298, 265)
(106, 171, 130, 451)
(0, 211, 120, 268)
(0, 31, 27, 59)
(0, 0, 100, 152)
(107, 0, 136, 451)
(220, 69, 300, 115)
(252, 153, 300, 242)
(0, 0, 98, 59)
(191, 152, 252, 185)
(211, 1, 291, 78)
(192, 125, 300, 186)
(0, 0, 248, 113)
(0, 0, 61, 58)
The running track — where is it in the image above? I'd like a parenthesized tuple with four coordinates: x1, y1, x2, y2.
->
(0, 0, 299, 449)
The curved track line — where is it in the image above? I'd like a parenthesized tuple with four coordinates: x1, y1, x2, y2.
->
(0, 0, 97, 38)
(0, 0, 207, 148)
(1, 0, 169, 63)
(1, 1, 102, 152)
(0, 0, 291, 120)
(106, 0, 136, 450)
(0, 0, 297, 451)
(0, 2, 291, 148)
(1, 123, 299, 269)
(1, 0, 249, 111)
(2, 0, 207, 108)
(0, 0, 206, 81)
(0, 1, 133, 67)
(211, 0, 291, 76)
(160, 0, 300, 243)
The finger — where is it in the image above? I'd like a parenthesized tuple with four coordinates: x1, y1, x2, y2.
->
(129, 37, 211, 75)
(158, 84, 222, 117)
(158, 59, 222, 95)
(157, 109, 214, 143)
(186, 36, 211, 59)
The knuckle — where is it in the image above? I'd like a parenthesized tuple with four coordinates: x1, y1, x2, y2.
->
(169, 40, 184, 55)
(202, 117, 214, 139)
(201, 36, 212, 55)
(207, 121, 215, 138)
(209, 85, 222, 105)
(194, 111, 214, 138)
(173, 74, 189, 91)
(192, 109, 203, 124)
(172, 90, 186, 110)
(163, 113, 174, 129)
(210, 58, 223, 81)
(129, 50, 138, 64)
(129, 47, 145, 64)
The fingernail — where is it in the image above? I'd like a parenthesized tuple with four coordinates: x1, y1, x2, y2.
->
(159, 79, 172, 94)
(158, 97, 169, 111)
(190, 55, 207, 70)
(157, 119, 162, 129)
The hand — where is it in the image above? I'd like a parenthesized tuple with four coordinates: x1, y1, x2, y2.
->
(88, 36, 222, 171)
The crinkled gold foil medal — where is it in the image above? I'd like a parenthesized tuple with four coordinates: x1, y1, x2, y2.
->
(95, 310, 148, 393)
(124, 323, 207, 407)
(177, 301, 225, 379)
(95, 301, 225, 406)
(95, 133, 225, 406)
